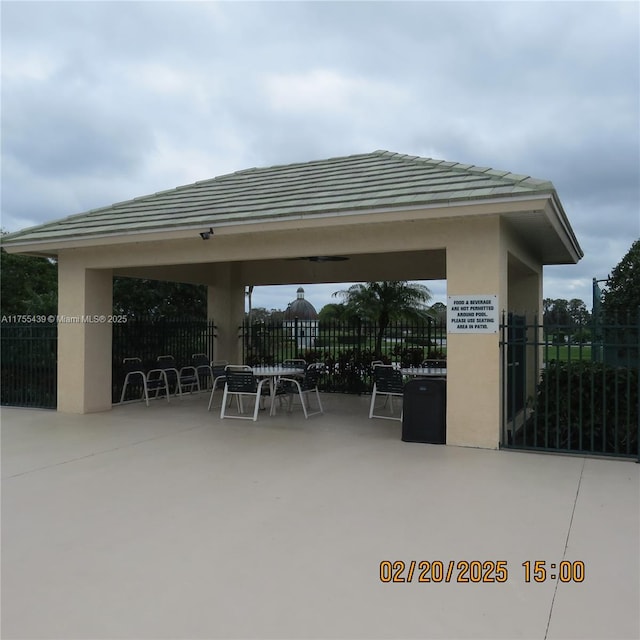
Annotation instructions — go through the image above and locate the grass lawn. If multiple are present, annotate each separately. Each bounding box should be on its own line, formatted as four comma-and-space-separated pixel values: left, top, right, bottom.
544, 344, 592, 362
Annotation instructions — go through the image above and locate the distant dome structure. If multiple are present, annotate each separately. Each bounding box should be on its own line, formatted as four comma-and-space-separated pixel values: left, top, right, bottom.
284, 287, 318, 321
283, 287, 318, 350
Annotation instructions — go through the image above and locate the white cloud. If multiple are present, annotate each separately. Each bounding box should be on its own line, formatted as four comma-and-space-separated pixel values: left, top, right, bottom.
263, 68, 407, 116
1, 51, 59, 81
132, 63, 203, 96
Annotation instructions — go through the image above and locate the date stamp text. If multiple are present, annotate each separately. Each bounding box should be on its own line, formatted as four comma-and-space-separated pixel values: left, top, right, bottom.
379, 560, 585, 584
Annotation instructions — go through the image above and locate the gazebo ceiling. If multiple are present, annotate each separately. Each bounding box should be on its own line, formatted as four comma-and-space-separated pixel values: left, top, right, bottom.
112, 249, 449, 286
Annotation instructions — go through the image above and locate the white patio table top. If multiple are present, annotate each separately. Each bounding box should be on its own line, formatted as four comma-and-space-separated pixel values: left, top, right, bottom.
252, 365, 306, 416
400, 366, 447, 377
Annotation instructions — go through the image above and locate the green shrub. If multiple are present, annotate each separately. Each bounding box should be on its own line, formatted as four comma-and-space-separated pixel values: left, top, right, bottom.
319, 348, 379, 394
516, 361, 638, 456
392, 345, 424, 366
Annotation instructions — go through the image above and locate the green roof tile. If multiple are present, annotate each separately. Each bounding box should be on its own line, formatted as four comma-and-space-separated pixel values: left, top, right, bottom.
2, 150, 557, 246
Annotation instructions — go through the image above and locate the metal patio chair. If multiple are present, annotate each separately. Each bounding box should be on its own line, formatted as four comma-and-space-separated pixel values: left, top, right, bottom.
207, 360, 230, 411
190, 353, 213, 390
370, 360, 390, 407
119, 358, 154, 406
369, 364, 404, 421
154, 355, 183, 396
279, 364, 324, 419
145, 359, 174, 402
220, 365, 270, 421
176, 359, 202, 395
156, 355, 203, 396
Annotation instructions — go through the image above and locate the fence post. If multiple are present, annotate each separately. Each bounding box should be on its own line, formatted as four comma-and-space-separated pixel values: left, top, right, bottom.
500, 310, 507, 446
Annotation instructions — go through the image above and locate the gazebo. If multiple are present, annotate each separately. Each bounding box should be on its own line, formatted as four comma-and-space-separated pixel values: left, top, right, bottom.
283, 287, 318, 350
1, 150, 583, 449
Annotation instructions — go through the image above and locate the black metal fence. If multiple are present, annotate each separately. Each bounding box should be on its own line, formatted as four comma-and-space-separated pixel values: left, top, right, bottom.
4, 312, 638, 461
500, 311, 639, 460
112, 319, 216, 403
0, 319, 217, 407
241, 317, 446, 393
1, 317, 445, 407
1, 324, 58, 408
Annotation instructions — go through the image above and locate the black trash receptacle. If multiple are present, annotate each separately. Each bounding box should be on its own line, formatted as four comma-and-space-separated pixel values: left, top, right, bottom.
402, 378, 446, 444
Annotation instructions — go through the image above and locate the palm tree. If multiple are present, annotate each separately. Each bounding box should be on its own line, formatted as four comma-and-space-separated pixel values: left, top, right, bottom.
318, 302, 359, 323
333, 281, 433, 356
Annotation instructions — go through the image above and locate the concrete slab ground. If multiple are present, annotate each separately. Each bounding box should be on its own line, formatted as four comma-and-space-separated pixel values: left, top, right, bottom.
2, 393, 638, 640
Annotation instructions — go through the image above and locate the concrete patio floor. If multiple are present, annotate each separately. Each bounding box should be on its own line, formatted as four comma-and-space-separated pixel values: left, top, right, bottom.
2, 392, 638, 640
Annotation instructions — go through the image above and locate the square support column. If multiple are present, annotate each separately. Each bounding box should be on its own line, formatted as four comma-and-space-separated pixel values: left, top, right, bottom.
57, 256, 113, 413
207, 264, 244, 363
446, 217, 507, 449
507, 253, 544, 427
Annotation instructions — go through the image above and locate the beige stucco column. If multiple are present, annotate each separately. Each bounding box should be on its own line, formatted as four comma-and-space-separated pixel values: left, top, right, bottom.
506, 253, 544, 422
207, 264, 244, 363
57, 255, 113, 413
446, 216, 506, 449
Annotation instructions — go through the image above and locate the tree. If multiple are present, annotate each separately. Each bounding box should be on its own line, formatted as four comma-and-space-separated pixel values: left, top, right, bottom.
0, 249, 58, 317
333, 281, 432, 356
243, 308, 285, 323
543, 297, 590, 342
429, 301, 447, 325
112, 277, 207, 319
318, 302, 358, 323
602, 239, 640, 321
543, 298, 571, 325
269, 309, 285, 324
1, 238, 206, 320
568, 299, 590, 325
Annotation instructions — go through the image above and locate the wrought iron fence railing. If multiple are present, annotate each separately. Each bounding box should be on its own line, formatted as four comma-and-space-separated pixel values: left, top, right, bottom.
112, 319, 216, 403
1, 317, 446, 407
4, 311, 638, 460
0, 319, 217, 407
500, 311, 639, 460
1, 323, 58, 408
241, 317, 447, 393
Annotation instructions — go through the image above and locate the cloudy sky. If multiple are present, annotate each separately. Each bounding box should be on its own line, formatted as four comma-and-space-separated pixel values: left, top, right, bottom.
2, 1, 638, 313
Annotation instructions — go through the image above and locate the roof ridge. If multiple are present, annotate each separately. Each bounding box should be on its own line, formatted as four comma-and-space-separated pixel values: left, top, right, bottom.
385, 151, 553, 188
215, 150, 384, 179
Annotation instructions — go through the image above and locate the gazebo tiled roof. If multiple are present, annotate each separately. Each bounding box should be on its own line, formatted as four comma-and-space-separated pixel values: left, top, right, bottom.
2, 150, 575, 251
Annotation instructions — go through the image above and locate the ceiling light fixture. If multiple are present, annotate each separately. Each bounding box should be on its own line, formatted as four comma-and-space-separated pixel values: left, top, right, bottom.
307, 256, 348, 262
288, 255, 349, 262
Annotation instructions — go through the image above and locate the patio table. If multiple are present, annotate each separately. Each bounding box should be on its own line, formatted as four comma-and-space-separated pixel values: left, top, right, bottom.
400, 366, 447, 378
252, 365, 306, 415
